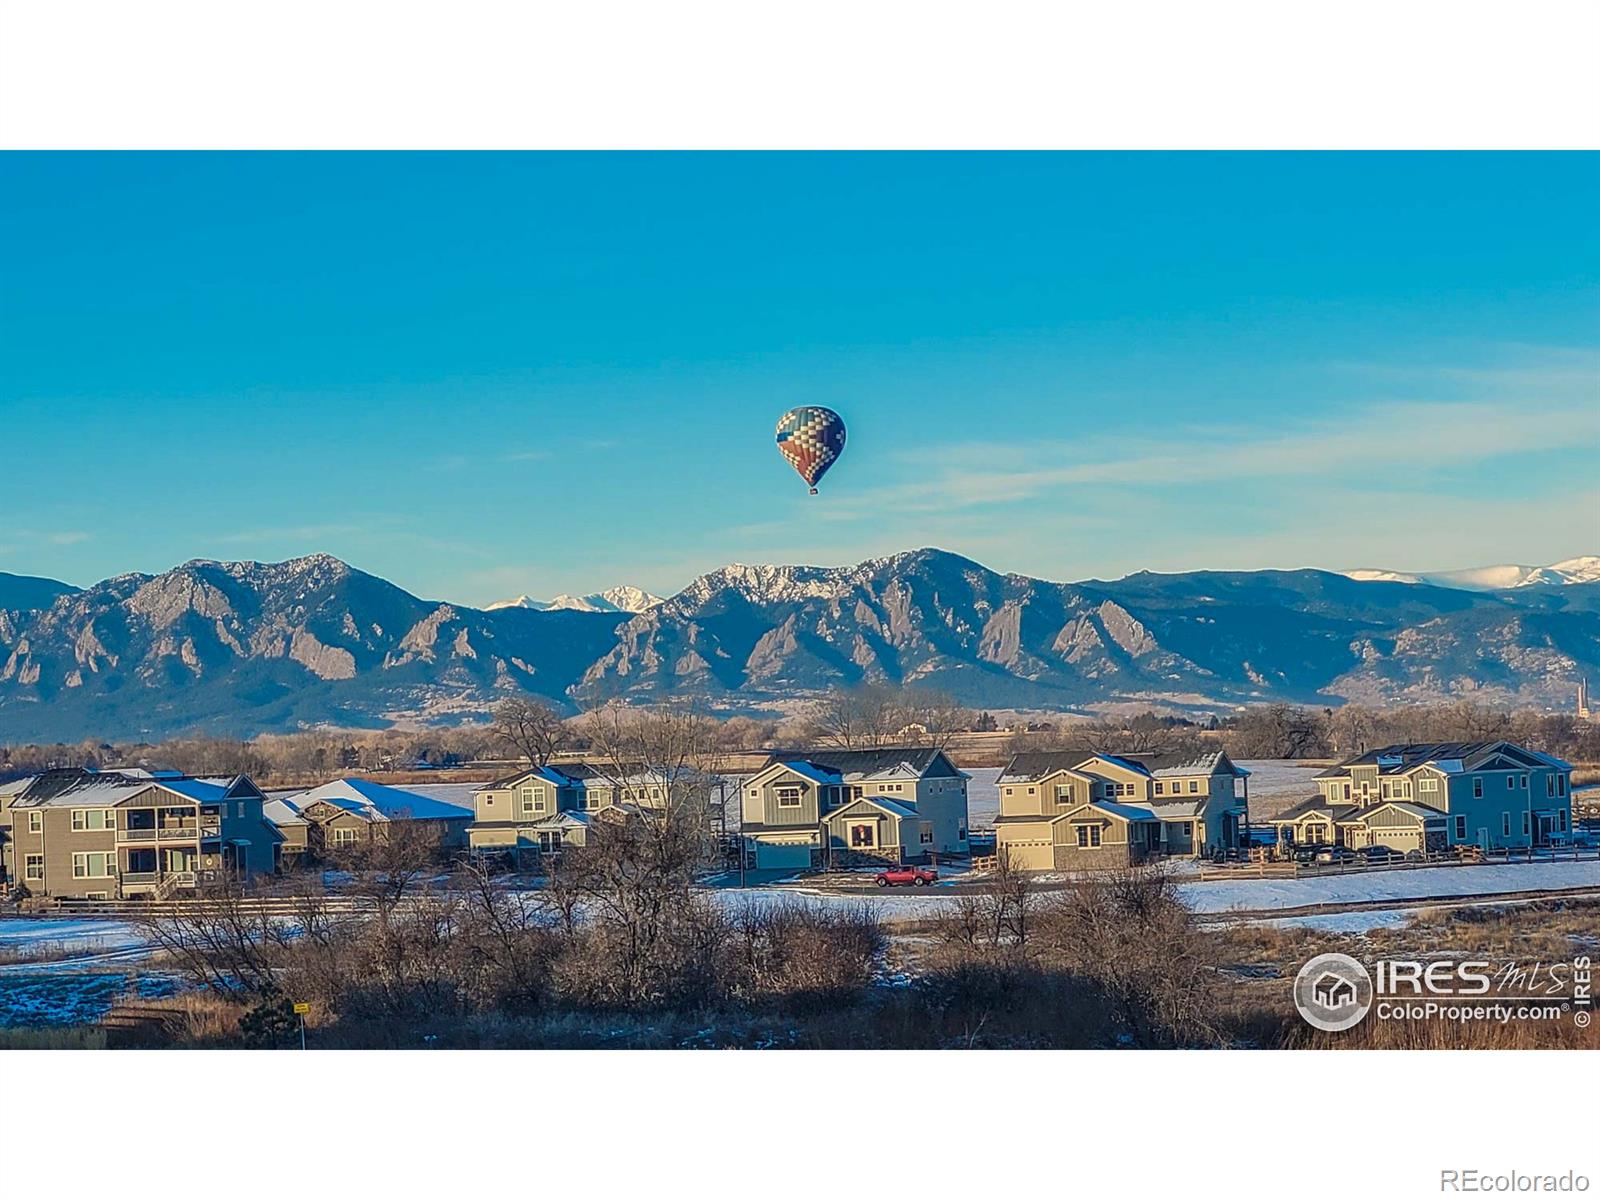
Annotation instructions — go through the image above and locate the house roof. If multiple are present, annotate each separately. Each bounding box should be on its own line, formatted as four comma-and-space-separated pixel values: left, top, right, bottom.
999, 748, 1241, 784
262, 798, 308, 828
1088, 799, 1161, 823
1321, 741, 1566, 779
283, 778, 472, 823
763, 746, 965, 782
1269, 796, 1361, 824
1345, 800, 1447, 824
9, 768, 252, 809
830, 794, 919, 821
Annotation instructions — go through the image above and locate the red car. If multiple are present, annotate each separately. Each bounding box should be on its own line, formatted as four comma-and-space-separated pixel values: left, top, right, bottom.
875, 865, 937, 887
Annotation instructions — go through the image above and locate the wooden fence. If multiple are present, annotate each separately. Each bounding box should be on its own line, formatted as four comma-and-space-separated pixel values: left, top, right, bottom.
21, 894, 377, 919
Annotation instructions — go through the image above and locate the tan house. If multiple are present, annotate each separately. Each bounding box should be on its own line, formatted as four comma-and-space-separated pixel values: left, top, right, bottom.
1269, 741, 1573, 854
467, 763, 666, 855
263, 798, 309, 870
994, 749, 1250, 871
274, 778, 473, 857
739, 747, 970, 870
0, 768, 277, 899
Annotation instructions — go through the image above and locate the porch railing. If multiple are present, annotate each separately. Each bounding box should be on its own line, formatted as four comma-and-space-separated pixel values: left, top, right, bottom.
118, 825, 203, 841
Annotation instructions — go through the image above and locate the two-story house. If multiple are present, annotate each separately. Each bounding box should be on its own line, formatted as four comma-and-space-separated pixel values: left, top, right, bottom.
739, 747, 970, 870
994, 749, 1251, 871
1269, 741, 1574, 854
0, 767, 278, 899
466, 762, 676, 855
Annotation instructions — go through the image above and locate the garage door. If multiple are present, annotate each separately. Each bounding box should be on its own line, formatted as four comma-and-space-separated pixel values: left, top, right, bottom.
755, 841, 813, 869
1373, 829, 1420, 852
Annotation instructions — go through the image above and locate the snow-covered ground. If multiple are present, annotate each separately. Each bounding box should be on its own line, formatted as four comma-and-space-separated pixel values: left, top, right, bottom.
966, 766, 1001, 828
0, 971, 179, 1028
711, 859, 1600, 922
1242, 909, 1418, 934
1236, 759, 1323, 818
0, 918, 147, 955
1177, 860, 1599, 914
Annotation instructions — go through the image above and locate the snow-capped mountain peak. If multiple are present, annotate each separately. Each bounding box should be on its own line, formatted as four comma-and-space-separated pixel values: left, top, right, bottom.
486, 587, 663, 614
1340, 556, 1600, 591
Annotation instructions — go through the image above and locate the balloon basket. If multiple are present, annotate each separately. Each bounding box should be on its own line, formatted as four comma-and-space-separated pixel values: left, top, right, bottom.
809, 487, 818, 495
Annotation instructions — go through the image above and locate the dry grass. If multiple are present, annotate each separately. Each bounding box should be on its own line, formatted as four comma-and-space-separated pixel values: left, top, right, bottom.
0, 1026, 109, 1050
1210, 898, 1600, 1050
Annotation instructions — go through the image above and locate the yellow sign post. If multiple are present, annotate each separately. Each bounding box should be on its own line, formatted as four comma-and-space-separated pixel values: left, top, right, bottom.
292, 1002, 309, 1049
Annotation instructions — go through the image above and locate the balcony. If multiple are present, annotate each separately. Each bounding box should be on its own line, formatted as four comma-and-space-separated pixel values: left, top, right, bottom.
118, 824, 203, 842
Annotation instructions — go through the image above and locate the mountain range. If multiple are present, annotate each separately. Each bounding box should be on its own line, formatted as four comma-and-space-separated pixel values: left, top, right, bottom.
1, 549, 1596, 742
1339, 556, 1600, 591
486, 586, 663, 614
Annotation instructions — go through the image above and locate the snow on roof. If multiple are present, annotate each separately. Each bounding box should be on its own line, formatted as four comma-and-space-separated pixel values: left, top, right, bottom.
766, 747, 966, 782
1089, 799, 1160, 823
284, 778, 472, 823
777, 760, 843, 786
11, 771, 234, 808
263, 798, 307, 827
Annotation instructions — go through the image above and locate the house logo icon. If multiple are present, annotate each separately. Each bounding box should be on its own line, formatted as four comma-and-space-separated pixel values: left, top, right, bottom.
1293, 953, 1373, 1032
1312, 972, 1357, 1009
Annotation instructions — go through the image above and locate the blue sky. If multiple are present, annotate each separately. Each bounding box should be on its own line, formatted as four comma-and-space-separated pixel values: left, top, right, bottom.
1, 153, 1596, 606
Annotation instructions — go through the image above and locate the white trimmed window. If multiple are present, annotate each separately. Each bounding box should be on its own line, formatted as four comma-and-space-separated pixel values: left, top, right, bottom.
1506, 776, 1514, 791
1523, 812, 1531, 836
1455, 815, 1467, 840
1419, 777, 1438, 793
72, 851, 116, 878
1153, 781, 1164, 795
71, 809, 114, 832
1502, 813, 1510, 836
24, 854, 44, 881
27, 811, 42, 833
1473, 778, 1483, 798
776, 786, 803, 808
1188, 780, 1198, 793
919, 824, 933, 845
331, 827, 360, 847
1557, 776, 1566, 796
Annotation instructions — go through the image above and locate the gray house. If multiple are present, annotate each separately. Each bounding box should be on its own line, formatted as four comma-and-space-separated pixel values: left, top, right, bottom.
1269, 741, 1574, 853
739, 747, 970, 870
0, 768, 278, 899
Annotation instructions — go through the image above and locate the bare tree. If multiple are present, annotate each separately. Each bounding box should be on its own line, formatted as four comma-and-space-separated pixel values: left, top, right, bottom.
491, 697, 573, 767
807, 683, 970, 751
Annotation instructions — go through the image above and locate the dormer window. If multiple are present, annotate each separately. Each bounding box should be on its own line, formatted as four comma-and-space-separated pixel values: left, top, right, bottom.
776, 786, 803, 808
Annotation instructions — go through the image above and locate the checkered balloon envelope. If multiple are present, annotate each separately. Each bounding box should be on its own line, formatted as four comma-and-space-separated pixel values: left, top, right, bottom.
774, 406, 846, 494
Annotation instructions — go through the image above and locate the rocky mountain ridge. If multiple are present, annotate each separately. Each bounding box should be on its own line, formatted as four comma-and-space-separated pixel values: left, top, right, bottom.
1, 549, 1596, 741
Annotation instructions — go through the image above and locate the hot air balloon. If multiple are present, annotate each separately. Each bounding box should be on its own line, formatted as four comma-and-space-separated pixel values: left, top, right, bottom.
774, 406, 846, 494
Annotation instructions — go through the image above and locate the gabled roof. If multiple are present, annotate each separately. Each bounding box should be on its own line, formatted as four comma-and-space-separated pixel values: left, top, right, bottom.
829, 794, 918, 821
10, 768, 252, 809
1087, 799, 1161, 823
998, 751, 1099, 783
262, 798, 308, 828
1323, 741, 1565, 778
283, 778, 473, 823
763, 746, 965, 782
1342, 800, 1447, 824
771, 760, 843, 786
1000, 748, 1242, 784
1268, 797, 1361, 824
